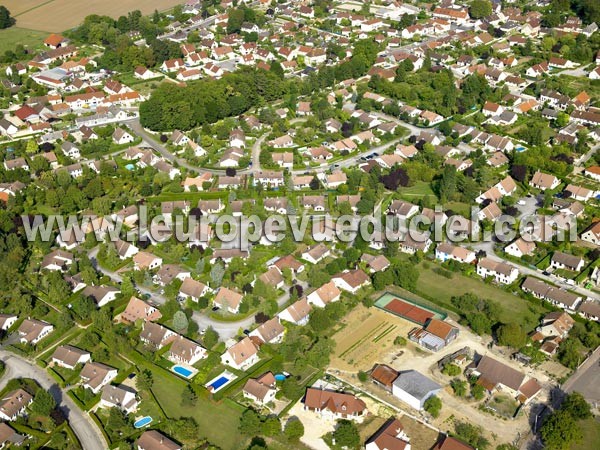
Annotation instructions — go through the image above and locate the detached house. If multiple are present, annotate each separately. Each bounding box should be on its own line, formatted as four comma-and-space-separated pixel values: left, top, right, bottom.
303, 388, 367, 420
18, 319, 53, 345
169, 336, 207, 366
278, 298, 312, 326
80, 362, 118, 394
332, 269, 371, 294
435, 243, 476, 264
250, 318, 285, 344
140, 322, 176, 350
581, 222, 600, 246
243, 372, 277, 405
550, 251, 584, 272
213, 287, 243, 314
0, 389, 33, 421
302, 243, 331, 264
504, 238, 536, 258
121, 296, 162, 323
307, 281, 342, 308
221, 337, 259, 371
100, 385, 138, 414
476, 258, 519, 284
51, 345, 91, 370
529, 171, 560, 191
178, 278, 211, 302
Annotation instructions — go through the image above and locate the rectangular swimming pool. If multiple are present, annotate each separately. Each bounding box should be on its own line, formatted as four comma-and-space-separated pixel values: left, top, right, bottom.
209, 376, 230, 390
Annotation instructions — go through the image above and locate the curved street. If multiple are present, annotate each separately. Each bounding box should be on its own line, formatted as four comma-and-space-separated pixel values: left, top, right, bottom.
0, 350, 106, 450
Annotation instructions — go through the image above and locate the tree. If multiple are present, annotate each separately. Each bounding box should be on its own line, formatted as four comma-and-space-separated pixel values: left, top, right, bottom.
561, 392, 591, 420
471, 383, 485, 400
137, 369, 153, 390
181, 384, 197, 406
496, 323, 527, 348
442, 363, 462, 376
173, 310, 189, 331
454, 421, 490, 450
333, 419, 360, 449
540, 409, 582, 450
451, 379, 467, 397
31, 389, 56, 415
239, 409, 262, 435
210, 262, 225, 288
0, 6, 15, 29
202, 326, 219, 349
469, 0, 492, 19
357, 371, 369, 382
284, 418, 304, 441
262, 416, 281, 436
424, 395, 442, 418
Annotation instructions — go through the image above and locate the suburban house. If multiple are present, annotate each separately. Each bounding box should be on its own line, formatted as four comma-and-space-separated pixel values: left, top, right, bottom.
307, 281, 342, 308
388, 200, 419, 220
531, 311, 575, 356
392, 370, 441, 410
271, 255, 305, 275
529, 171, 560, 191
82, 285, 120, 307
17, 319, 53, 345
504, 238, 536, 258
258, 267, 285, 290
51, 345, 91, 370
476, 258, 519, 284
303, 388, 367, 421
361, 254, 391, 273
221, 337, 259, 371
169, 336, 207, 366
140, 322, 177, 350
331, 269, 371, 294
133, 251, 163, 271
100, 385, 138, 414
521, 277, 582, 311
277, 298, 312, 326
366, 418, 411, 450
153, 264, 191, 286
137, 430, 181, 450
0, 389, 33, 421
250, 317, 285, 344
550, 251, 584, 272
467, 355, 541, 404
301, 243, 331, 264
0, 314, 17, 331
213, 287, 244, 314
243, 372, 277, 405
435, 243, 476, 264
0, 422, 25, 446
121, 296, 162, 323
408, 319, 459, 352
178, 278, 211, 302
41, 249, 73, 271
113, 239, 139, 260
80, 362, 118, 394
581, 222, 600, 246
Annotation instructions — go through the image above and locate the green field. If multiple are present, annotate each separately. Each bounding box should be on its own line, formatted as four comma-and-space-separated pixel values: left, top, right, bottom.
147, 365, 245, 450
414, 263, 547, 331
571, 417, 600, 450
398, 181, 436, 198
0, 27, 47, 54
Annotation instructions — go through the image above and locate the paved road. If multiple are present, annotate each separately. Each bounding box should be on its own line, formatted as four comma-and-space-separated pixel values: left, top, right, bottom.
0, 350, 106, 450
88, 247, 307, 340
562, 346, 600, 409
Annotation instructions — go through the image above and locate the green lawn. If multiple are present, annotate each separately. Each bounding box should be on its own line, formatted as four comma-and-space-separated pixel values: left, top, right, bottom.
398, 181, 436, 199
572, 417, 600, 450
415, 264, 547, 332
144, 363, 245, 450
0, 27, 47, 54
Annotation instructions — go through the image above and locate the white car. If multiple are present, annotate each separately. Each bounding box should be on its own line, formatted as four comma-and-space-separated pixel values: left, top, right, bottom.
517, 200, 526, 205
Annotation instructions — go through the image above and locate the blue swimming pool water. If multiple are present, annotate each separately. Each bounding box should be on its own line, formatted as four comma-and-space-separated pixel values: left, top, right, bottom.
173, 365, 193, 377
274, 374, 286, 381
125, 164, 135, 170
134, 416, 152, 428
516, 146, 526, 152
209, 376, 230, 390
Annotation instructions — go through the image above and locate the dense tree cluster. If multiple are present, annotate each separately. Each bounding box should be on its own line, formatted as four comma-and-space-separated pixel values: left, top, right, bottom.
0, 6, 15, 29
140, 40, 380, 131
541, 392, 591, 450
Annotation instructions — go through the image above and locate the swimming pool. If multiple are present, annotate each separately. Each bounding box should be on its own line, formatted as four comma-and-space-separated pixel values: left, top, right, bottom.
209, 376, 230, 390
172, 365, 194, 378
134, 416, 152, 428
274, 374, 286, 381
205, 371, 237, 393
125, 164, 135, 170
516, 146, 526, 152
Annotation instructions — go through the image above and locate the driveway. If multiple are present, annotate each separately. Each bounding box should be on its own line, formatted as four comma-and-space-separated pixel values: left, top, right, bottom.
562, 346, 600, 409
0, 350, 106, 450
